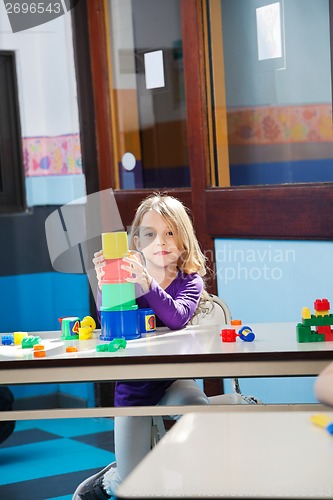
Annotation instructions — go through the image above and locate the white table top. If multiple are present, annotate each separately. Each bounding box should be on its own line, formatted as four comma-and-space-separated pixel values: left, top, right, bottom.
0, 322, 332, 384
117, 410, 333, 498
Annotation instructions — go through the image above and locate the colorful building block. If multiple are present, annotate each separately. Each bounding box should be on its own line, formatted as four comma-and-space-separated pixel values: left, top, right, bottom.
33, 344, 45, 351
61, 317, 80, 340
1, 335, 14, 345
33, 349, 46, 358
302, 314, 333, 327
297, 298, 333, 343
14, 332, 28, 345
296, 323, 325, 343
301, 307, 311, 319
66, 346, 78, 352
102, 231, 129, 259
80, 316, 96, 331
99, 232, 156, 341
96, 338, 127, 352
324, 331, 333, 341
220, 329, 237, 342
220, 325, 255, 343
101, 258, 131, 284
21, 336, 42, 349
314, 298, 330, 316
78, 327, 93, 340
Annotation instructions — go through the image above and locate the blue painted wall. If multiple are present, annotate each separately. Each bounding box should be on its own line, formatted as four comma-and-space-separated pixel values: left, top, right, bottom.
0, 272, 90, 333
1, 272, 95, 407
215, 238, 333, 403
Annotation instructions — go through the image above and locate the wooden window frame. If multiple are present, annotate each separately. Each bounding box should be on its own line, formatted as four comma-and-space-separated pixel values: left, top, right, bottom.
0, 51, 25, 213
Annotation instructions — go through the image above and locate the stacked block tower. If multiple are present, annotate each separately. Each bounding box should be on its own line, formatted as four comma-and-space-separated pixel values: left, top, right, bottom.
296, 298, 333, 343
100, 231, 140, 341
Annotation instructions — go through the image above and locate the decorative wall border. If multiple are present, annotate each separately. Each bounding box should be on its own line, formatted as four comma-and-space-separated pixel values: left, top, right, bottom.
226, 104, 333, 145
23, 134, 82, 177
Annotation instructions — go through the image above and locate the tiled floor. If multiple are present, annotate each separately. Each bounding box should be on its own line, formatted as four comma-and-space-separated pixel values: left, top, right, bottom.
0, 417, 115, 500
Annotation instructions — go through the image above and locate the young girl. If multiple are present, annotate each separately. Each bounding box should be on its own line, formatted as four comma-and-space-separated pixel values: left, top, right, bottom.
74, 193, 210, 500
314, 361, 333, 406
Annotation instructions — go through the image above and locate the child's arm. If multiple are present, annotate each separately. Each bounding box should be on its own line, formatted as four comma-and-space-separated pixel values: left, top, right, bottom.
143, 275, 203, 330
121, 255, 204, 329
314, 361, 333, 406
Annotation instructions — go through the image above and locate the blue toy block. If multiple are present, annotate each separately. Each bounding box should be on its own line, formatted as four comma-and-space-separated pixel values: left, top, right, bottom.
1, 335, 14, 345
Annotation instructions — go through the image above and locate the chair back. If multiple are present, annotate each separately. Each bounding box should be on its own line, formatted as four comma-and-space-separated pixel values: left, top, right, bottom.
189, 294, 232, 326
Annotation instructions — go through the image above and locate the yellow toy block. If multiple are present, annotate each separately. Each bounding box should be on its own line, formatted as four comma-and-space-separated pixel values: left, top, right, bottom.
80, 316, 96, 332
78, 327, 93, 340
14, 331, 28, 345
301, 307, 311, 319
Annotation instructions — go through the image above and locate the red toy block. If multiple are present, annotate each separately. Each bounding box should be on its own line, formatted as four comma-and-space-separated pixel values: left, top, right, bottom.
101, 258, 132, 284
220, 329, 237, 342
317, 325, 332, 334
324, 331, 333, 341
314, 298, 330, 312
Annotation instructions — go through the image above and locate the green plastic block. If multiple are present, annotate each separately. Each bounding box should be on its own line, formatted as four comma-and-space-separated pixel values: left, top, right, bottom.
296, 324, 325, 343
21, 336, 41, 349
108, 338, 127, 351
302, 314, 333, 327
96, 344, 110, 352
96, 339, 127, 352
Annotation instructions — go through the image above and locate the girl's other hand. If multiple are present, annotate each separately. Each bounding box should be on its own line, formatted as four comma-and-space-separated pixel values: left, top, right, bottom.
92, 250, 105, 290
121, 252, 152, 294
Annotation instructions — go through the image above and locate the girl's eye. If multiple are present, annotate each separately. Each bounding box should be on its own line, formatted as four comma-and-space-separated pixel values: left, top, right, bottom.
145, 232, 155, 238
167, 231, 174, 236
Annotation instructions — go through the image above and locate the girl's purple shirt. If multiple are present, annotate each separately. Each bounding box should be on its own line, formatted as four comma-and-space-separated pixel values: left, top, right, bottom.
96, 270, 204, 406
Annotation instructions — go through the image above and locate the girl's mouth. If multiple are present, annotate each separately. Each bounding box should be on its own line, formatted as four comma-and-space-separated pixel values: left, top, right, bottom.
154, 251, 170, 256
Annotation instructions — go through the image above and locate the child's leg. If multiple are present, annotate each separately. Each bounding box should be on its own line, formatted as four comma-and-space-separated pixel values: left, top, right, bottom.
103, 416, 153, 495
159, 379, 210, 408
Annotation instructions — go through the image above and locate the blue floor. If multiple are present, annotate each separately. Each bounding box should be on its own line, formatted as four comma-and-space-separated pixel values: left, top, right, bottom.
0, 417, 115, 500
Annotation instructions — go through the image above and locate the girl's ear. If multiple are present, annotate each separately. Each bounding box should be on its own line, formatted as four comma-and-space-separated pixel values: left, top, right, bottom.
133, 235, 141, 251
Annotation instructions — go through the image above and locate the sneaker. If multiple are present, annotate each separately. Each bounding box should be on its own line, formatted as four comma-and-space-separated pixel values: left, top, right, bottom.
72, 463, 116, 500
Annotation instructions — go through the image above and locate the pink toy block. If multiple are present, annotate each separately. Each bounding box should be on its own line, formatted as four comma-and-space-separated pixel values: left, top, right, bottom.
101, 258, 131, 284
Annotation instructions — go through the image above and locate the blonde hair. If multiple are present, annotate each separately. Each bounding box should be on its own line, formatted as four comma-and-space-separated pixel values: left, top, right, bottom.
129, 193, 207, 277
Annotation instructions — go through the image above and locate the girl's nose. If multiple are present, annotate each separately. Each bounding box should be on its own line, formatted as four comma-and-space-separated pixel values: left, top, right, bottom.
156, 235, 166, 245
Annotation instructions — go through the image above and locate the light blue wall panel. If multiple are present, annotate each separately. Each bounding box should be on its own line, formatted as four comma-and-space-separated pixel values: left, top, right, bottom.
215, 239, 333, 403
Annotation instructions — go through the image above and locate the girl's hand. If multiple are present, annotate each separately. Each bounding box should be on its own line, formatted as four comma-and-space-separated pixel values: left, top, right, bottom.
121, 253, 152, 294
92, 250, 105, 290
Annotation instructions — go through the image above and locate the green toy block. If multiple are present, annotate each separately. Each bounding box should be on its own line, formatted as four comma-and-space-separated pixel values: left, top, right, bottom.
296, 323, 325, 343
302, 314, 333, 327
21, 336, 42, 349
108, 338, 127, 351
96, 344, 110, 352
96, 338, 127, 352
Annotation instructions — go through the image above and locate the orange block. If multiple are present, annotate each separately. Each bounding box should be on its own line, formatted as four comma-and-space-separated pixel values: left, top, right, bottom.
34, 350, 46, 358
66, 346, 78, 353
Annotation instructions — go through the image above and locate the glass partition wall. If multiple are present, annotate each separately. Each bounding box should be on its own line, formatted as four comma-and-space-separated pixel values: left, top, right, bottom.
106, 0, 190, 189
80, 0, 333, 241
207, 0, 333, 187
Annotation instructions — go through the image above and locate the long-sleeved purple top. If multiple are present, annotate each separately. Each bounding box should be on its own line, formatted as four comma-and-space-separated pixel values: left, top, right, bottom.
97, 271, 203, 406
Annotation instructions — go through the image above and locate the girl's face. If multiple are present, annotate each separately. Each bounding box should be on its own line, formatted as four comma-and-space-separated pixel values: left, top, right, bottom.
134, 210, 182, 270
